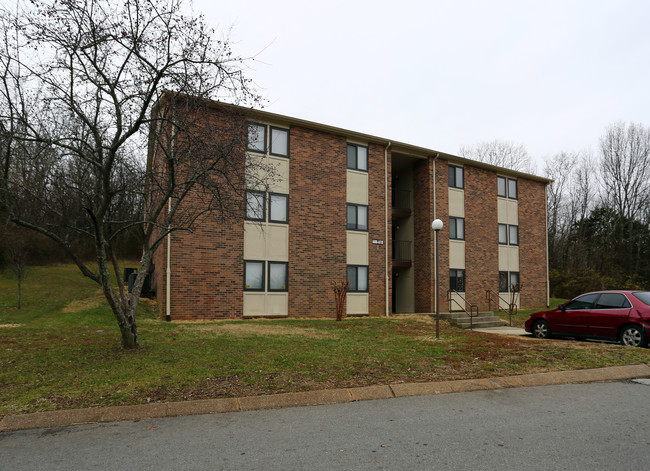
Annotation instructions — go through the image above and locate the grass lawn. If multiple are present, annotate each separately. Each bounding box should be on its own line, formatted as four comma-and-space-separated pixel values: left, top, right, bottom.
1, 264, 649, 417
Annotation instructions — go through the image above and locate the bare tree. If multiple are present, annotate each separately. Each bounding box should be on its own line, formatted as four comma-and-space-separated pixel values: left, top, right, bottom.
0, 0, 270, 348
1, 222, 28, 309
599, 122, 650, 221
459, 139, 536, 174
544, 151, 594, 271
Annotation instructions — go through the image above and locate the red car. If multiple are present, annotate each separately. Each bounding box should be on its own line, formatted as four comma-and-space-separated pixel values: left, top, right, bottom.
525, 290, 650, 347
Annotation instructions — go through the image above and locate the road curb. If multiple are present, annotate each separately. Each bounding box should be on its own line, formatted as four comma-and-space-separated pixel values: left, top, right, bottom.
2, 364, 650, 433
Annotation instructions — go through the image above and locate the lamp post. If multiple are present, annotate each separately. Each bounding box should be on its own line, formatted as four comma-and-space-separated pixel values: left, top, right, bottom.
431, 219, 444, 339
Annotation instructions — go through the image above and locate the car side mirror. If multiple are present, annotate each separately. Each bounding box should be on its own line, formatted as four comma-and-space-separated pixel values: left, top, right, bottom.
559, 304, 565, 311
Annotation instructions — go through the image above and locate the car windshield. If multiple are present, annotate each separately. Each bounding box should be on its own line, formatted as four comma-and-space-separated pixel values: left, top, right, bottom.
632, 292, 650, 306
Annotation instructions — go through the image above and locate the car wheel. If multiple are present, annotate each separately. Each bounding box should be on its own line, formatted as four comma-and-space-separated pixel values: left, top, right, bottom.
620, 325, 648, 348
532, 320, 551, 339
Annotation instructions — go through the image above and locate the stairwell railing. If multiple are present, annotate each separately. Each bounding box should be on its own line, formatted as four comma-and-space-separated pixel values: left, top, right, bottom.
485, 289, 518, 326
446, 290, 479, 330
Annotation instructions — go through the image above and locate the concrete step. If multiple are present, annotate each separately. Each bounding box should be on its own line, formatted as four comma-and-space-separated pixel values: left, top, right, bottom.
454, 319, 507, 329
437, 311, 507, 329
438, 311, 494, 320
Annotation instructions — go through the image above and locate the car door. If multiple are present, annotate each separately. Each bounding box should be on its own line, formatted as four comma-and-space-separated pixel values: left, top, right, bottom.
586, 292, 631, 339
548, 293, 598, 335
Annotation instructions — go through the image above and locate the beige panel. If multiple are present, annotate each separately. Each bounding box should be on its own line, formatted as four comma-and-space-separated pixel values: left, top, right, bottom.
347, 170, 369, 205
347, 293, 369, 314
347, 232, 369, 265
245, 154, 268, 191
265, 293, 289, 316
449, 240, 466, 269
498, 246, 520, 271
449, 292, 465, 311
244, 223, 288, 261
498, 296, 521, 310
448, 188, 465, 217
244, 223, 266, 260
497, 199, 518, 224
266, 224, 289, 261
243, 293, 266, 316
269, 156, 290, 194
243, 293, 288, 317
246, 155, 289, 193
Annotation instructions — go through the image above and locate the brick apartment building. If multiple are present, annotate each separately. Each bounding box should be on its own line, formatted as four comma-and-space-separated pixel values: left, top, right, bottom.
150, 99, 550, 320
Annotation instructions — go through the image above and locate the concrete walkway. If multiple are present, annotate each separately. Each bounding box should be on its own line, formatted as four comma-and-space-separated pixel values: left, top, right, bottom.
2, 363, 649, 433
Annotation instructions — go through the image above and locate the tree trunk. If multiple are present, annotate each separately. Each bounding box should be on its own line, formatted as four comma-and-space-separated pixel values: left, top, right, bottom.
118, 312, 139, 349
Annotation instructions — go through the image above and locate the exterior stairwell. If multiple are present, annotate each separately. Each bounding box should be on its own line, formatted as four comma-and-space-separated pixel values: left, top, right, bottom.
443, 290, 507, 329
438, 311, 507, 329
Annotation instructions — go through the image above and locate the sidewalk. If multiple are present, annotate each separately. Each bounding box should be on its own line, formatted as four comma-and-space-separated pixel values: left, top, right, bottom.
2, 364, 649, 433
473, 326, 528, 335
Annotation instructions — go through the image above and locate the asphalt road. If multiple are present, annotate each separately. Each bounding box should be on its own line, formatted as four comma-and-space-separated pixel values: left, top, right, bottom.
1, 381, 649, 470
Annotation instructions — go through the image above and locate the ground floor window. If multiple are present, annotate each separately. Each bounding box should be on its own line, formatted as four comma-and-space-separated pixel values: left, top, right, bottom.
449, 269, 465, 292
347, 265, 368, 292
499, 271, 520, 292
245, 260, 288, 292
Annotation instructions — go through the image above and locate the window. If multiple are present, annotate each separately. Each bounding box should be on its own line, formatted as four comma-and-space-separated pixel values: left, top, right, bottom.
246, 191, 265, 221
499, 271, 509, 292
449, 165, 464, 189
245, 261, 288, 292
498, 224, 518, 245
247, 191, 288, 223
247, 123, 289, 157
450, 269, 465, 292
498, 224, 508, 244
633, 292, 650, 306
509, 272, 520, 292
497, 176, 507, 197
565, 293, 598, 310
270, 127, 289, 157
508, 178, 517, 199
244, 261, 265, 291
347, 144, 368, 171
497, 176, 517, 199
594, 293, 631, 309
508, 225, 519, 246
268, 262, 288, 291
499, 271, 519, 292
269, 193, 288, 223
347, 204, 368, 231
247, 123, 266, 152
347, 265, 368, 292
450, 217, 465, 240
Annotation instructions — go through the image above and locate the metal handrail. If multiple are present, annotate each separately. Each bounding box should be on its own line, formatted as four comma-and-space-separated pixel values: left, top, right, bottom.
485, 289, 519, 326
446, 290, 479, 330
392, 189, 411, 209
392, 240, 412, 263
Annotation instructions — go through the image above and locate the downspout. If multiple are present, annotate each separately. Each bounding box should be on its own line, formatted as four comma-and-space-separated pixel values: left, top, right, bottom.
166, 197, 172, 322
545, 184, 550, 308
432, 153, 439, 313
385, 141, 392, 317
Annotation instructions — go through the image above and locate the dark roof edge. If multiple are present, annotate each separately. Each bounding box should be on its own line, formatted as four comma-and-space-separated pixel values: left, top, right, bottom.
194, 96, 552, 184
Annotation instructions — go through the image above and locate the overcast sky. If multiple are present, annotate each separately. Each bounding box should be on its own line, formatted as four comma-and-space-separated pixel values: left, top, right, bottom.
194, 0, 649, 173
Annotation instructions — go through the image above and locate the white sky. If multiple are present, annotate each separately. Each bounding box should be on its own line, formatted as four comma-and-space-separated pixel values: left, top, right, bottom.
194, 0, 650, 173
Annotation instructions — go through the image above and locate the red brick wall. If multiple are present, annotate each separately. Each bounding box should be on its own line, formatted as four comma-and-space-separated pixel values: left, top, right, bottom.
150, 103, 247, 320
464, 165, 499, 311
288, 127, 347, 317
519, 179, 549, 308
167, 212, 244, 319
368, 143, 389, 316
